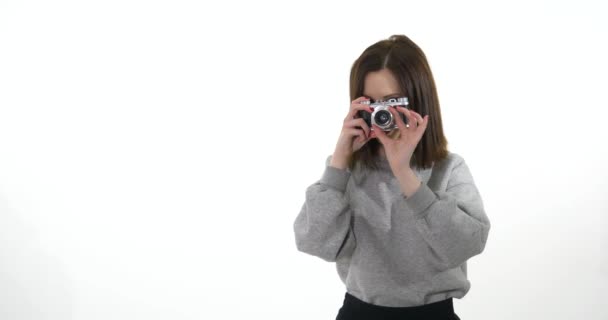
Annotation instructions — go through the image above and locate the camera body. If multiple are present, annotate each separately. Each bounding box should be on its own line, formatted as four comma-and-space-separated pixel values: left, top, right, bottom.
357, 97, 410, 131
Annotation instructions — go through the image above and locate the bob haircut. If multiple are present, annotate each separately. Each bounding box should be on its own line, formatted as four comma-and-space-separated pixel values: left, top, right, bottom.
348, 34, 449, 172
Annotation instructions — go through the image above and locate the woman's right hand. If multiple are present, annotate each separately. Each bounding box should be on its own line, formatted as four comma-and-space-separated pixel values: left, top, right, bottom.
330, 96, 374, 169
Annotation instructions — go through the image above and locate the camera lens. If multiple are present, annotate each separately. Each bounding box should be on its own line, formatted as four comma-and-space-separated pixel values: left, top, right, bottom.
374, 110, 391, 126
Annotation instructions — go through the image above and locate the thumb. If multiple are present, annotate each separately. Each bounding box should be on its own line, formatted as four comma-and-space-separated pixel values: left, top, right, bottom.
373, 125, 388, 145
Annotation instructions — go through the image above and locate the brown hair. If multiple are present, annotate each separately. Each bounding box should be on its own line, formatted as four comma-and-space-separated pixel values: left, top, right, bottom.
348, 34, 449, 172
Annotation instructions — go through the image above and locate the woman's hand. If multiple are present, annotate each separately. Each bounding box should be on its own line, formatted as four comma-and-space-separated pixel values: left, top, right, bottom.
330, 96, 374, 169
373, 106, 429, 174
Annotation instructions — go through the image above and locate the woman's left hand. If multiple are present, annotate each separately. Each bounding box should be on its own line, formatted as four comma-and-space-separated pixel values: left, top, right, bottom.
373, 106, 429, 174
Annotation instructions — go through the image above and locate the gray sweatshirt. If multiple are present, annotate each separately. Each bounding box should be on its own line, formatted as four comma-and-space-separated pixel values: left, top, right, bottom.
293, 151, 491, 307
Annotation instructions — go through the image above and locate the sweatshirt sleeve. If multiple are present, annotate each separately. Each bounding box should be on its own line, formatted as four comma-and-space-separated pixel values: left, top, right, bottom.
293, 156, 357, 263
397, 156, 491, 271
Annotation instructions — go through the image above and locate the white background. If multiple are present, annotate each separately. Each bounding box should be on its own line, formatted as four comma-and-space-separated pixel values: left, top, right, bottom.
1, 0, 606, 319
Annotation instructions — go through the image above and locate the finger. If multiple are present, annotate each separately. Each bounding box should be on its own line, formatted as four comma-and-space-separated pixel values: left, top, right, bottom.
412, 111, 429, 135
372, 124, 388, 145
410, 112, 429, 141
410, 110, 423, 127
352, 96, 370, 104
345, 118, 371, 137
421, 114, 429, 130
353, 131, 367, 145
359, 130, 371, 144
346, 102, 374, 120
404, 107, 419, 127
354, 130, 366, 144
344, 127, 366, 140
390, 106, 409, 132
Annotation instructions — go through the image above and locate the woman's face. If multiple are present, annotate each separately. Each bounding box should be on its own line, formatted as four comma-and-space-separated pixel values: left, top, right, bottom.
362, 68, 402, 139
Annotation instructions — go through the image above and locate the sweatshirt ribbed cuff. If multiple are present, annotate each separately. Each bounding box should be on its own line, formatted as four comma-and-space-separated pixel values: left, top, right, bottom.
402, 182, 438, 218
320, 166, 351, 192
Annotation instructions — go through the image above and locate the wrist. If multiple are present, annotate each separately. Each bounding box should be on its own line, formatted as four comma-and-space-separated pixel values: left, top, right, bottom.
330, 151, 350, 170
395, 168, 421, 198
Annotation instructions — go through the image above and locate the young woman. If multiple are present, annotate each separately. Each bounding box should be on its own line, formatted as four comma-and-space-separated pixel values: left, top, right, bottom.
293, 34, 491, 320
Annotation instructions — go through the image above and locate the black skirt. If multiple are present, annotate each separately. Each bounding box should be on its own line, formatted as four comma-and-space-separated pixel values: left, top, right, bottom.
336, 292, 461, 320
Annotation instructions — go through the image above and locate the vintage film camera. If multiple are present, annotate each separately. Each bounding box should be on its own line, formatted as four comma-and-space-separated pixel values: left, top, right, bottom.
357, 97, 410, 131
